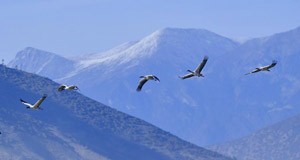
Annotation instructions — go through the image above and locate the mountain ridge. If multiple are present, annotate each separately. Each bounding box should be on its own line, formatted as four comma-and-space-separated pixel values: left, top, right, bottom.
8, 26, 300, 146
208, 113, 300, 160
0, 65, 233, 160
8, 47, 76, 80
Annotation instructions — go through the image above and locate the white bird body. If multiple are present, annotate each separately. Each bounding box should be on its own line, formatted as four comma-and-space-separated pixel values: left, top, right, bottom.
20, 94, 47, 110
143, 75, 158, 80
58, 85, 79, 92
179, 56, 208, 79
245, 60, 277, 75
187, 70, 203, 77
136, 75, 160, 92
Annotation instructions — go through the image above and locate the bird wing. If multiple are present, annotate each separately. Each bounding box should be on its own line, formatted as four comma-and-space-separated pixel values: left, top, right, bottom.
179, 73, 194, 79
245, 68, 260, 75
195, 56, 208, 73
70, 85, 79, 90
33, 94, 47, 108
58, 85, 66, 91
136, 78, 148, 92
153, 76, 160, 82
265, 60, 277, 69
20, 99, 32, 107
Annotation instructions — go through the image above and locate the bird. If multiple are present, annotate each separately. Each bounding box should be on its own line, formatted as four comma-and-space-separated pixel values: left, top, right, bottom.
20, 94, 47, 110
136, 75, 160, 92
58, 85, 79, 92
179, 56, 208, 79
245, 60, 277, 75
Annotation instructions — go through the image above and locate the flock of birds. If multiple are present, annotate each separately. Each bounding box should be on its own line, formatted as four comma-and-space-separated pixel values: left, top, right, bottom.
19, 84, 80, 110
19, 56, 277, 110
0, 56, 277, 135
137, 56, 277, 91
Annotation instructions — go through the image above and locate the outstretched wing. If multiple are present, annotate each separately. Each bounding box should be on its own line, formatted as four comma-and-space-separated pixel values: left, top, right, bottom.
33, 94, 47, 108
58, 85, 66, 92
179, 73, 194, 79
245, 68, 260, 75
20, 99, 32, 107
153, 76, 160, 82
70, 85, 79, 90
136, 79, 148, 92
265, 60, 277, 69
195, 56, 208, 74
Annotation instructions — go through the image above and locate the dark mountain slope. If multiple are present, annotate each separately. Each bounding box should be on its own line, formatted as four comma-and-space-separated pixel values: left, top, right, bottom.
0, 65, 232, 160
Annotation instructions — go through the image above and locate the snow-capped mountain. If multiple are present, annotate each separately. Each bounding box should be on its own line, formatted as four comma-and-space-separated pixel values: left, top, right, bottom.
8, 26, 300, 147
8, 28, 239, 146
0, 65, 233, 160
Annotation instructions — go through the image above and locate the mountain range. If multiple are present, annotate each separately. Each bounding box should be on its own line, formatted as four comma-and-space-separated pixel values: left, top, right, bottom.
8, 26, 300, 146
0, 65, 233, 160
208, 113, 300, 160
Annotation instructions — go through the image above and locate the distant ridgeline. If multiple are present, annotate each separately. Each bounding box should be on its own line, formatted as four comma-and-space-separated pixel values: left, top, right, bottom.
7, 27, 300, 147
209, 113, 300, 160
0, 65, 233, 160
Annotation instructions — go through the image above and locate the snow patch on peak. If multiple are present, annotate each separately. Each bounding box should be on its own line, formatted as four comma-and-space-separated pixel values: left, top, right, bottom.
155, 27, 226, 40
75, 33, 161, 70
58, 28, 239, 81
70, 41, 138, 61
74, 27, 228, 70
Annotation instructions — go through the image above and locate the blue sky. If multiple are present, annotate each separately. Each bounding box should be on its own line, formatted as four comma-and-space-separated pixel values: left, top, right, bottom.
1, 0, 300, 62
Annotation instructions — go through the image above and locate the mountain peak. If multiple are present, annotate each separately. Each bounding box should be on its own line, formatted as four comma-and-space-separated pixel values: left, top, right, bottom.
136, 27, 238, 58
23, 46, 36, 51
16, 47, 57, 58
148, 27, 221, 42
160, 27, 212, 34
8, 47, 75, 79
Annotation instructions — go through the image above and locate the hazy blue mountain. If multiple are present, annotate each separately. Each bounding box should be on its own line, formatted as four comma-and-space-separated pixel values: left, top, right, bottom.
8, 47, 76, 80
208, 26, 300, 142
0, 65, 233, 160
208, 113, 300, 160
8, 26, 300, 147
8, 28, 239, 146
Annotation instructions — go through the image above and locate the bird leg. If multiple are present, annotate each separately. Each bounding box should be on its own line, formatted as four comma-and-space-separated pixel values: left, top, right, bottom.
187, 70, 194, 73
